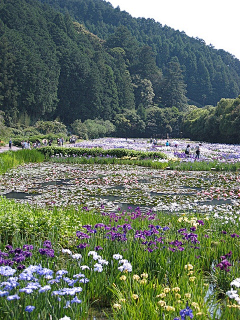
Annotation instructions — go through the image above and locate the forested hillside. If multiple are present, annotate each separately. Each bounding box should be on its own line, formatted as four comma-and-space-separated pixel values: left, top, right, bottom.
39, 0, 240, 107
0, 0, 240, 143
0, 0, 137, 125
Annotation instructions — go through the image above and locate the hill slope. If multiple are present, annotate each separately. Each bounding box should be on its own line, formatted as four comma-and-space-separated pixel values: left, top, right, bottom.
38, 0, 240, 107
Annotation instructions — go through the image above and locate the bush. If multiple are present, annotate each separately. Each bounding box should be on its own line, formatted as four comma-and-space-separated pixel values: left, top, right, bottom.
38, 146, 167, 160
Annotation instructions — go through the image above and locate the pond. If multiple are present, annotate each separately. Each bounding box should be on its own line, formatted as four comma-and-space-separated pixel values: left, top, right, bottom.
0, 162, 239, 216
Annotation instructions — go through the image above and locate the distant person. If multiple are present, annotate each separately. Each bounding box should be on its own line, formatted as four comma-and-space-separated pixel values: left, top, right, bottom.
195, 144, 201, 159
185, 144, 190, 157
9, 139, 12, 150
36, 139, 41, 147
166, 140, 169, 146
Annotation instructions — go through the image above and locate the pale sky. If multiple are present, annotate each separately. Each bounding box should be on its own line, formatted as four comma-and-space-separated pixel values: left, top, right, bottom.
106, 0, 240, 60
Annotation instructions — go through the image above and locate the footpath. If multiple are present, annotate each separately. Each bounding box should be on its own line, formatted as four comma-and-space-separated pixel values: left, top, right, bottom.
0, 145, 21, 153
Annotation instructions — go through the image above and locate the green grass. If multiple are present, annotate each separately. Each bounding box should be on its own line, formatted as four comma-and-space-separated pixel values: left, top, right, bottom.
0, 149, 45, 174
1, 149, 240, 319
1, 196, 240, 319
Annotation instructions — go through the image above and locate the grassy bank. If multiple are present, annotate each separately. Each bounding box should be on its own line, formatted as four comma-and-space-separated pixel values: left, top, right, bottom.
0, 197, 240, 319
0, 149, 45, 174
49, 154, 240, 172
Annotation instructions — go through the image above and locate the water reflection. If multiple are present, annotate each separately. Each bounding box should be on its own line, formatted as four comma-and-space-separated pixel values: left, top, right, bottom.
4, 191, 40, 199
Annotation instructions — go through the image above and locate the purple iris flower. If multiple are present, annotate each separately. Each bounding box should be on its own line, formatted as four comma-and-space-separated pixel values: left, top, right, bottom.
76, 231, 90, 239
77, 243, 89, 249
23, 245, 34, 250
230, 233, 239, 238
43, 240, 52, 249
25, 305, 35, 312
94, 246, 103, 251
17, 264, 26, 270
179, 305, 194, 319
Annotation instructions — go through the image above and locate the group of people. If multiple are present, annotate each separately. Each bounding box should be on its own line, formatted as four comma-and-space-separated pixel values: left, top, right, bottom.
150, 138, 201, 159
185, 144, 201, 159
21, 140, 31, 149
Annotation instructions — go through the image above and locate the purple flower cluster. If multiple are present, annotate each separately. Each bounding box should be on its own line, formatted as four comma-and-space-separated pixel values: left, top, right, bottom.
169, 240, 185, 252
39, 240, 55, 258
216, 251, 232, 272
181, 231, 200, 245
230, 233, 239, 238
76, 219, 169, 253
76, 231, 91, 239
0, 244, 33, 269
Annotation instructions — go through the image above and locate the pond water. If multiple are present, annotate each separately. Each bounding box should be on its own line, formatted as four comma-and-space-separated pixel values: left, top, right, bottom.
4, 191, 41, 199
0, 163, 239, 216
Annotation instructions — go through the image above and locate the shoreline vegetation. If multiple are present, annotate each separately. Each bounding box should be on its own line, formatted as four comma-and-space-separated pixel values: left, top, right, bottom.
0, 141, 240, 319
1, 144, 240, 175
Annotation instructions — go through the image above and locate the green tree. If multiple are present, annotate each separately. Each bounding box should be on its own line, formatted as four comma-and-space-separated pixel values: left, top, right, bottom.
115, 109, 145, 137
0, 36, 19, 125
160, 57, 188, 111
132, 75, 155, 109
71, 119, 88, 139
35, 120, 67, 135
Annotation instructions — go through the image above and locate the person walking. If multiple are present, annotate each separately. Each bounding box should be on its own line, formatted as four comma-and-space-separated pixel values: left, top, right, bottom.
185, 144, 190, 157
9, 139, 12, 150
195, 144, 201, 159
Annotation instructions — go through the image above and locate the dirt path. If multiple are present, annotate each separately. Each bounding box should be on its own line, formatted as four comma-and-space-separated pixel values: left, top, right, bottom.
0, 145, 21, 153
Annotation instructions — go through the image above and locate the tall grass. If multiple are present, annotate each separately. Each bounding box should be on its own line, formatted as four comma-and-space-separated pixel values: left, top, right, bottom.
0, 149, 45, 174
48, 156, 169, 170
49, 155, 240, 172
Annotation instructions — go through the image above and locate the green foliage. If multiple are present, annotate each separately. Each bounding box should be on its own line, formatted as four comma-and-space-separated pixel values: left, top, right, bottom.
71, 119, 88, 139
0, 149, 45, 174
0, 110, 9, 139
38, 146, 167, 160
35, 120, 67, 135
160, 57, 188, 111
182, 96, 240, 143
38, 0, 240, 107
0, 0, 240, 143
146, 106, 181, 138
114, 109, 146, 138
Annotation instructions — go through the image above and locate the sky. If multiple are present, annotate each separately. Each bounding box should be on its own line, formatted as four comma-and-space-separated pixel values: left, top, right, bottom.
106, 0, 240, 60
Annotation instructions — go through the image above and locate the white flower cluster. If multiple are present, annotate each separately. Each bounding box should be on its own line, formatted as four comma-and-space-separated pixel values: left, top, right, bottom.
113, 254, 132, 272
62, 249, 82, 260
226, 278, 240, 304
